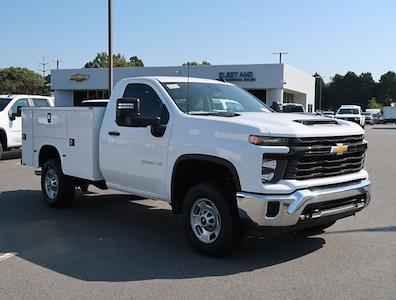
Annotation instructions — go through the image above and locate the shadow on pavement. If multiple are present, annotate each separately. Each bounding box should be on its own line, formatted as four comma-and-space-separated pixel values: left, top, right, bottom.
0, 190, 325, 282
372, 127, 396, 130
326, 226, 396, 234
0, 149, 21, 160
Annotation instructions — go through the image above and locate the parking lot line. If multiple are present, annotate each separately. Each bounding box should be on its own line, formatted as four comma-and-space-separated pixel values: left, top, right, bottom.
0, 253, 18, 262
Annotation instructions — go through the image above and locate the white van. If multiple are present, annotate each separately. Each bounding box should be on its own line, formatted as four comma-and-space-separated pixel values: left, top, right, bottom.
0, 95, 53, 159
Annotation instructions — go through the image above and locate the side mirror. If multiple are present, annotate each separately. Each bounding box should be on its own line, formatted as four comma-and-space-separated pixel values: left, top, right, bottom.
116, 98, 161, 127
16, 106, 22, 117
9, 106, 22, 121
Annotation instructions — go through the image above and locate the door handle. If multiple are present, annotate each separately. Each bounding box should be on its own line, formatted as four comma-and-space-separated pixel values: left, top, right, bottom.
108, 131, 120, 136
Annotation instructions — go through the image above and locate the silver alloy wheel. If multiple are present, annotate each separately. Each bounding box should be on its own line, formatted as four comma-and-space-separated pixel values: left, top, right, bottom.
45, 168, 59, 199
190, 198, 221, 244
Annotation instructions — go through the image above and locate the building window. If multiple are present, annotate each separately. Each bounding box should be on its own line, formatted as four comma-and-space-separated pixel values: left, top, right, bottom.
247, 89, 266, 103
283, 93, 294, 103
73, 90, 109, 106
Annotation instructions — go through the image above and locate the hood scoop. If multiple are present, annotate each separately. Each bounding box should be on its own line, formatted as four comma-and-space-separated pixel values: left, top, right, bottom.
294, 119, 339, 126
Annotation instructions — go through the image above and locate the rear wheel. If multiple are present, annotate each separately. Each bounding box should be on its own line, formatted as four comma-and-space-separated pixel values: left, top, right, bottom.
0, 143, 3, 160
41, 159, 75, 208
183, 183, 242, 257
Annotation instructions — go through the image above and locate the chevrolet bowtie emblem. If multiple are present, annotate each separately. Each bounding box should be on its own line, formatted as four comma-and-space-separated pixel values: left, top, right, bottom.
330, 143, 348, 155
70, 73, 89, 82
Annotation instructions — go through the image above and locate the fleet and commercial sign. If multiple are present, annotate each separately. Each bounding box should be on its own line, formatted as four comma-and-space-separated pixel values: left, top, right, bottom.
218, 71, 256, 82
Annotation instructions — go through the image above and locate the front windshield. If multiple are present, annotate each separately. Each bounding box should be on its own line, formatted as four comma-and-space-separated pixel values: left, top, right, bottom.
338, 108, 359, 114
0, 98, 11, 111
162, 82, 272, 114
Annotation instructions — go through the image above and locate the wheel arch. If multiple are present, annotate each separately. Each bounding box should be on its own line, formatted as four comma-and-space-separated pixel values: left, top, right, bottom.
38, 145, 61, 167
0, 128, 7, 150
171, 154, 241, 214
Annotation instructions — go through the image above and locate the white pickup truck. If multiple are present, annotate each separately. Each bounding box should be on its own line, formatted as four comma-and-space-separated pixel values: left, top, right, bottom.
22, 77, 371, 256
0, 95, 53, 159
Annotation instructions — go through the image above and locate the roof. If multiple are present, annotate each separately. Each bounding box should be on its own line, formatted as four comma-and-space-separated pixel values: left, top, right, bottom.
125, 76, 230, 85
339, 105, 361, 108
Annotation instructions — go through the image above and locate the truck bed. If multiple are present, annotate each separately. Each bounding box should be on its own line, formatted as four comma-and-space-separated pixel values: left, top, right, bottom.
22, 107, 106, 181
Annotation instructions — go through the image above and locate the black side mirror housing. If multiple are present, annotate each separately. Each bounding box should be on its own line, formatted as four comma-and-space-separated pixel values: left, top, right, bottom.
9, 106, 22, 121
16, 106, 22, 117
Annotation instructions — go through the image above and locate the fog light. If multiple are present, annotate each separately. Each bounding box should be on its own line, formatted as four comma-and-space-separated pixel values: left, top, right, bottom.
261, 159, 277, 182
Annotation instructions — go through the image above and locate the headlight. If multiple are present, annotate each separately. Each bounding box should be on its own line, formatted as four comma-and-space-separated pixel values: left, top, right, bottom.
249, 135, 289, 146
261, 159, 277, 182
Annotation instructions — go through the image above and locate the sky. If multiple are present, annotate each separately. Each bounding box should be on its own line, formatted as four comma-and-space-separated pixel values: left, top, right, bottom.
1, 0, 395, 82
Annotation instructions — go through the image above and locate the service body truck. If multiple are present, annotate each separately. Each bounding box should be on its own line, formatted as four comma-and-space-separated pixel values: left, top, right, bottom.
0, 95, 53, 159
383, 106, 396, 123
22, 77, 371, 256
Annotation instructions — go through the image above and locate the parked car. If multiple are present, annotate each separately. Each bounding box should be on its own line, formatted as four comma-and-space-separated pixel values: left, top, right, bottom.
80, 99, 109, 107
362, 112, 375, 125
321, 111, 335, 118
335, 105, 365, 128
22, 76, 371, 256
0, 94, 53, 159
281, 103, 305, 113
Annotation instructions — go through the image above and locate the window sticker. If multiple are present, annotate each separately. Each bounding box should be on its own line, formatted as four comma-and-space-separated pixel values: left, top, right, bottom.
166, 84, 180, 89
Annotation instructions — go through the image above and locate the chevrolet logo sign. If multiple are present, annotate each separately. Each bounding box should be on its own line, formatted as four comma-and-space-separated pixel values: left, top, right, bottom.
330, 143, 348, 155
70, 73, 89, 81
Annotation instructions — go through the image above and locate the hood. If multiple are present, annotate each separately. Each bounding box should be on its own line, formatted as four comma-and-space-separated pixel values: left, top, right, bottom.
203, 112, 364, 138
335, 114, 361, 118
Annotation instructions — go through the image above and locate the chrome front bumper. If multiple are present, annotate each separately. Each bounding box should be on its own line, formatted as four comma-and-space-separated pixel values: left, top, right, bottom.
236, 179, 371, 227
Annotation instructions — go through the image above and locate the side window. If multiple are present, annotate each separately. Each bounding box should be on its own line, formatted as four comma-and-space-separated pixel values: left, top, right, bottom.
9, 98, 29, 117
123, 84, 169, 124
32, 98, 50, 107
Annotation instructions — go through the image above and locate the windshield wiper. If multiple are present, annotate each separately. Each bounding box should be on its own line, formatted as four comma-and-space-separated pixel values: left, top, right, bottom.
189, 112, 240, 117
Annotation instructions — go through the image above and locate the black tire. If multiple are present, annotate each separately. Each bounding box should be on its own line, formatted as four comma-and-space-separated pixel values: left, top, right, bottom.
41, 159, 75, 208
299, 221, 336, 236
0, 142, 3, 160
182, 183, 243, 257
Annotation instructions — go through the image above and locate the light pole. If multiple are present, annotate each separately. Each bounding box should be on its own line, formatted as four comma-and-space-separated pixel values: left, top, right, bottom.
273, 52, 288, 64
108, 0, 113, 94
314, 75, 322, 111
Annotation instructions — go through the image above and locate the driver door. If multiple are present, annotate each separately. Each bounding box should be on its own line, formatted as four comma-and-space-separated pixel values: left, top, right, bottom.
8, 98, 30, 146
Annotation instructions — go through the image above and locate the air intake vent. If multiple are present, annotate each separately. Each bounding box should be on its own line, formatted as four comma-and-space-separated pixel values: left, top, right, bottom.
294, 119, 339, 125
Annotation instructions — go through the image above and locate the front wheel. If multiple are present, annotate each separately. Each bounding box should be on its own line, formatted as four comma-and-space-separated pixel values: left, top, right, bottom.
182, 183, 242, 257
41, 159, 75, 208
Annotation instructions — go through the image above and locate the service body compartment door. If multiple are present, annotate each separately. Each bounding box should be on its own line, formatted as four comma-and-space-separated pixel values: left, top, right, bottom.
63, 108, 105, 181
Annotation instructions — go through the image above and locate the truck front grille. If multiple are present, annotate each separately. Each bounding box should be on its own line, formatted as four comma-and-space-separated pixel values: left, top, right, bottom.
283, 135, 366, 180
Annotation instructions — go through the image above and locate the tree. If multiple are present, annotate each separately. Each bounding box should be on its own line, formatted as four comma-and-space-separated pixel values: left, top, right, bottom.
321, 71, 376, 110
0, 67, 47, 95
129, 56, 144, 67
182, 61, 211, 66
367, 98, 383, 111
84, 52, 144, 68
376, 71, 396, 104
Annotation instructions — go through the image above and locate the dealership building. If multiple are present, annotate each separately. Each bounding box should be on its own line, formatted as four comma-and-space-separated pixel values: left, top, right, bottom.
51, 63, 315, 111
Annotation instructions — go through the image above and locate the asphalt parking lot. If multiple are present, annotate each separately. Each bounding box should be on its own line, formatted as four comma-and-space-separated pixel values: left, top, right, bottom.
0, 125, 395, 300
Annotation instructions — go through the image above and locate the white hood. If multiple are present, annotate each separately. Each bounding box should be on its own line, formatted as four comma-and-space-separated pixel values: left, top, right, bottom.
213, 112, 364, 138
